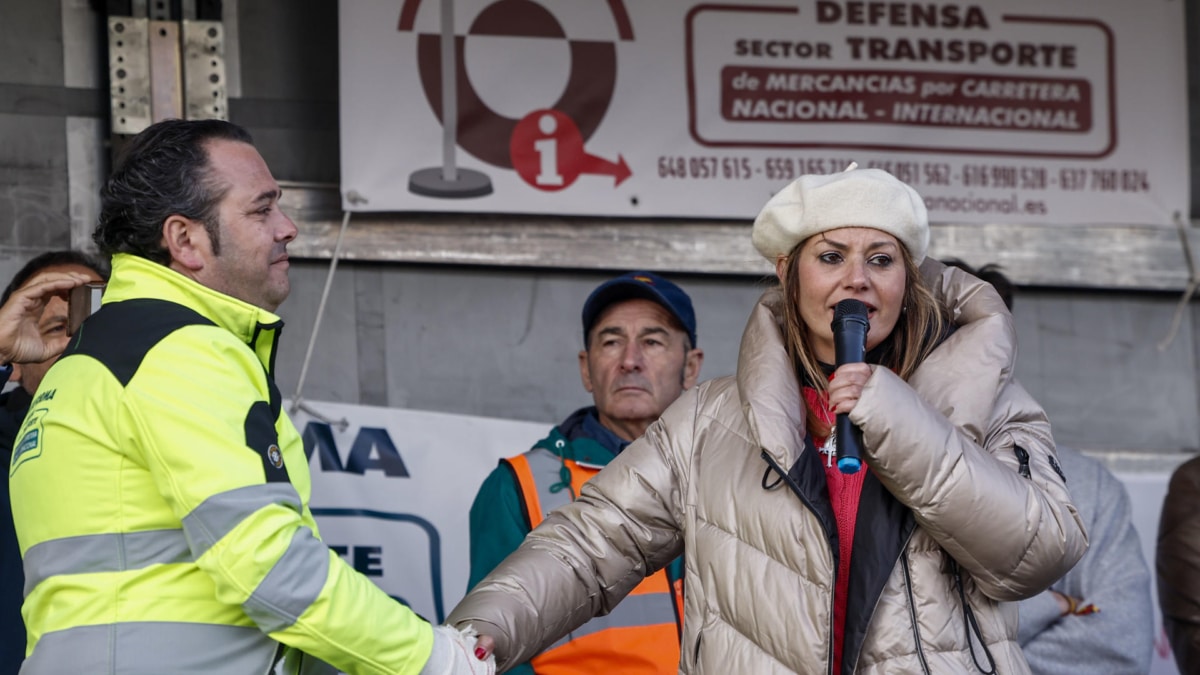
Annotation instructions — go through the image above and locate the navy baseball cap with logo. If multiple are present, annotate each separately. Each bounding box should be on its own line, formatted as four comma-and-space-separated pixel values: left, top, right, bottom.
581, 271, 697, 347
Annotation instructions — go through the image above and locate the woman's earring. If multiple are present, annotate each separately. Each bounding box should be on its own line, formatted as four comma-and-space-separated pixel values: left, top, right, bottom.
901, 305, 907, 313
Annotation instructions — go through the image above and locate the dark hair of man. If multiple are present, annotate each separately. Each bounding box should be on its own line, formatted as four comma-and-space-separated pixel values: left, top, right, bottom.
93, 119, 254, 265
0, 250, 110, 306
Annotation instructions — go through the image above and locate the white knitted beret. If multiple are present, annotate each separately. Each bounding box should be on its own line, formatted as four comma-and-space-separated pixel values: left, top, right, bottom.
751, 163, 929, 263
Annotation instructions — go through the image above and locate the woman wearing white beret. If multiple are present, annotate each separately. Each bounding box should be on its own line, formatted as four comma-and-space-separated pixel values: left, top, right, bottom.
450, 164, 1087, 674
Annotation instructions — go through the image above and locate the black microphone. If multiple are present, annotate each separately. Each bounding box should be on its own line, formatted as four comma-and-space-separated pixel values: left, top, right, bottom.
831, 299, 870, 474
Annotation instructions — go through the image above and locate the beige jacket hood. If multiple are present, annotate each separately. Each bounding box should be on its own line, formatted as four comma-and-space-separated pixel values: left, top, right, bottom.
451, 261, 1087, 674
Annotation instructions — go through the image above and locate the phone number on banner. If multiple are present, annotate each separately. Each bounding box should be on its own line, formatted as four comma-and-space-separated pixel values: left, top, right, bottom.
656, 156, 1149, 194
657, 155, 860, 181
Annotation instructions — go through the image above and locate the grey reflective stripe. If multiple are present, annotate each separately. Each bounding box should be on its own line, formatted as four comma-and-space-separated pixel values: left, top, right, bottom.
525, 447, 576, 517
243, 526, 330, 633
282, 648, 340, 675
22, 622, 278, 675
183, 482, 302, 557
22, 528, 192, 596
544, 591, 678, 649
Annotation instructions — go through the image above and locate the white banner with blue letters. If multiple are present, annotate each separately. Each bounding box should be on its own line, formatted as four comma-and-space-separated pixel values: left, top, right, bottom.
289, 399, 545, 625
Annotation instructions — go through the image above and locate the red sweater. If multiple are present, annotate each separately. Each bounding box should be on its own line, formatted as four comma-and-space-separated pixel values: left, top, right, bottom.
803, 386, 866, 673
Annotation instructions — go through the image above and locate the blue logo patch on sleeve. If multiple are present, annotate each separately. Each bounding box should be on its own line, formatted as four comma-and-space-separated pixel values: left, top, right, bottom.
10, 408, 48, 476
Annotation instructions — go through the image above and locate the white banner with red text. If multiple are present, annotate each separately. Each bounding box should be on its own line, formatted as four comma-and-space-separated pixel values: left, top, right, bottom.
338, 0, 1188, 226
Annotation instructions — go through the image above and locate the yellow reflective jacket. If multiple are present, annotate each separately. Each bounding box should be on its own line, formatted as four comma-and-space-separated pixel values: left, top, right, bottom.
10, 253, 433, 675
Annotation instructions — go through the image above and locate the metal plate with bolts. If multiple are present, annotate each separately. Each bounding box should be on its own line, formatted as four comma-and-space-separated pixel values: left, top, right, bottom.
183, 20, 227, 121
148, 20, 183, 122
108, 17, 151, 135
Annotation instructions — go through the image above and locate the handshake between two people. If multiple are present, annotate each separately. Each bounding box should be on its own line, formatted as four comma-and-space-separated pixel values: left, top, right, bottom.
421, 625, 496, 675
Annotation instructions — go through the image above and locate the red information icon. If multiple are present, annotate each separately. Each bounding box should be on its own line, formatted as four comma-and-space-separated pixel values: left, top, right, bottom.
511, 108, 631, 191
511, 109, 584, 191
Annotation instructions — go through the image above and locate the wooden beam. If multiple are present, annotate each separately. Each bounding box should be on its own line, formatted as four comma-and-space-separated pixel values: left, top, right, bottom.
281, 185, 1198, 291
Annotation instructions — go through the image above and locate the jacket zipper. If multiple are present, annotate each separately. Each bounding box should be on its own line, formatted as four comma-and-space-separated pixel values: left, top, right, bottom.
900, 550, 932, 674
843, 521, 921, 675
1013, 446, 1031, 479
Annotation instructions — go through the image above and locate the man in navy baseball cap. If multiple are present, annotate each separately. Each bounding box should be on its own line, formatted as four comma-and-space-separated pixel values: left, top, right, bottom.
465, 270, 703, 674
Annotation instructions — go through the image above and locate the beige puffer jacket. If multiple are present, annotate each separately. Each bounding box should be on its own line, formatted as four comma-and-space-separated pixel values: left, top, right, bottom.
450, 261, 1088, 674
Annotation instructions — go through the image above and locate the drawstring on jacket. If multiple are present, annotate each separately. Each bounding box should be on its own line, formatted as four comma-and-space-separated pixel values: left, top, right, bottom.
762, 465, 785, 490
548, 445, 578, 499
951, 559, 998, 674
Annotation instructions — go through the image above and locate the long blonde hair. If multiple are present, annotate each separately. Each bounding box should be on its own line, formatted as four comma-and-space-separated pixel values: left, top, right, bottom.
777, 239, 947, 436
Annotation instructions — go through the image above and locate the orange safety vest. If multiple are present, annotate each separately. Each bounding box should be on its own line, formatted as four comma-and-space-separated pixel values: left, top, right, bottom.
505, 446, 683, 675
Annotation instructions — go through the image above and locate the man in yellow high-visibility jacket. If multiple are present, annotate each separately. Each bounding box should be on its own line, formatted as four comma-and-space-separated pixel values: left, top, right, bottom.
9, 119, 491, 675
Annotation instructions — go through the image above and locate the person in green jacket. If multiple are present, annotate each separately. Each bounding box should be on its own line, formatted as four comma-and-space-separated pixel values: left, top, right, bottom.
9, 119, 490, 675
466, 271, 703, 675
